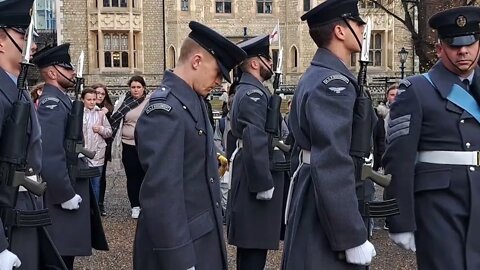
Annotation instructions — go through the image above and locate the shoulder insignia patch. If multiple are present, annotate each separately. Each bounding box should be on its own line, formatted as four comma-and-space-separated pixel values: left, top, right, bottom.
45, 104, 58, 110
246, 89, 264, 96
322, 74, 350, 85
249, 97, 260, 102
399, 79, 411, 88
40, 97, 60, 105
328, 86, 346, 94
145, 103, 172, 115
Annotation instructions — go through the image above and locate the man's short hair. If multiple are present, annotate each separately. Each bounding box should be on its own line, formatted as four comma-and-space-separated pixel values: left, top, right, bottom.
309, 20, 348, 48
239, 58, 254, 72
177, 37, 205, 64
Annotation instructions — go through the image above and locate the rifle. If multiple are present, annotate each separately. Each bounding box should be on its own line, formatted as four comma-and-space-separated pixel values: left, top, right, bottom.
0, 11, 51, 251
350, 17, 399, 241
64, 51, 96, 185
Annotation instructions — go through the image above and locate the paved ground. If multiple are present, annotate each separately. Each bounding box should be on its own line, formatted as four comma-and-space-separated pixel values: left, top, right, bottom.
75, 163, 417, 269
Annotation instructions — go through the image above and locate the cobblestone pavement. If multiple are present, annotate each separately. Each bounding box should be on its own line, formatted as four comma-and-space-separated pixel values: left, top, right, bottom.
75, 165, 416, 269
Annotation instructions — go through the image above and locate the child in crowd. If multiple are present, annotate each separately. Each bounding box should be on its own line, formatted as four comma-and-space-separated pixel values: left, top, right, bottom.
82, 87, 113, 201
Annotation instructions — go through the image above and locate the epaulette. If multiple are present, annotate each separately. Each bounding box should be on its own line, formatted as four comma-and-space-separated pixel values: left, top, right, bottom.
322, 74, 350, 85
399, 79, 412, 88
154, 84, 172, 101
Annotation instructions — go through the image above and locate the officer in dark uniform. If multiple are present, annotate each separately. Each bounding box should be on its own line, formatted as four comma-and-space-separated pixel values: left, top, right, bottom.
133, 21, 246, 270
227, 35, 285, 270
383, 6, 480, 270
0, 1, 65, 269
281, 1, 376, 269
32, 44, 108, 270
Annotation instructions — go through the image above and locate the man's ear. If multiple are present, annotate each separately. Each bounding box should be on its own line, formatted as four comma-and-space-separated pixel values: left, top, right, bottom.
333, 24, 346, 42
251, 58, 260, 70
191, 53, 202, 70
435, 42, 442, 58
47, 68, 57, 80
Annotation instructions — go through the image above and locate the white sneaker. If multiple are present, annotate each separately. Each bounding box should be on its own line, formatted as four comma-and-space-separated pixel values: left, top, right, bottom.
131, 207, 141, 219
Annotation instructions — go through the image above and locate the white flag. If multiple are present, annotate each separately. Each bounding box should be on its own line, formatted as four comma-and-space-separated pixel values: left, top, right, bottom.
270, 22, 279, 43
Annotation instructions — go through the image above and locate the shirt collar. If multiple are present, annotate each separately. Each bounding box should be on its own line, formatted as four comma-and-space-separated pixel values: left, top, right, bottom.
5, 71, 17, 86
459, 70, 475, 85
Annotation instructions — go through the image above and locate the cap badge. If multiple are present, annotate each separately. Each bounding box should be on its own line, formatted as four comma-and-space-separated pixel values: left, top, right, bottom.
456, 15, 467, 28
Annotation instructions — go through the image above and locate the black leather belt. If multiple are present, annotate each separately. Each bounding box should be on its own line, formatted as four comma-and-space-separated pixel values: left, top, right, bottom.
2, 208, 51, 228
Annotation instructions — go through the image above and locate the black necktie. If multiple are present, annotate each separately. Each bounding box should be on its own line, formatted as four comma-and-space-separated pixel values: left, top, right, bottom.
463, 79, 470, 91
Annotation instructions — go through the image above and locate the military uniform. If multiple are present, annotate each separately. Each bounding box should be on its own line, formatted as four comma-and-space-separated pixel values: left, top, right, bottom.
383, 6, 480, 269
133, 21, 246, 270
33, 44, 108, 262
282, 48, 367, 270
228, 73, 286, 247
0, 0, 65, 269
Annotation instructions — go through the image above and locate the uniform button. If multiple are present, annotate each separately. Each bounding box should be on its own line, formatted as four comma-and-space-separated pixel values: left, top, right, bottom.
466, 142, 471, 148
215, 202, 220, 208
161, 87, 166, 91
182, 106, 187, 110
460, 120, 465, 124
470, 166, 476, 172
198, 130, 204, 135
28, 168, 33, 173
210, 178, 214, 183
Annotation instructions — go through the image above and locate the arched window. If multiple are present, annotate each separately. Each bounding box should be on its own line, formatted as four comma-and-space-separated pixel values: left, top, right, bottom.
167, 46, 176, 69
289, 46, 298, 71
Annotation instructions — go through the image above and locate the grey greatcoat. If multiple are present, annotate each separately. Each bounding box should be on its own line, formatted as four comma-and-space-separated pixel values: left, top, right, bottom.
282, 48, 367, 270
383, 62, 480, 269
37, 84, 107, 256
133, 70, 227, 270
227, 72, 285, 249
0, 68, 49, 270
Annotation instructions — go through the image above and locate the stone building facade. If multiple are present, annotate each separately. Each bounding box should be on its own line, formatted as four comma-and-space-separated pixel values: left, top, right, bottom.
56, 0, 414, 94
57, 0, 164, 89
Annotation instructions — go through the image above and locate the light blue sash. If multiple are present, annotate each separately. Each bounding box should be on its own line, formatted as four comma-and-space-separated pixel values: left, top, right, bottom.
423, 73, 480, 124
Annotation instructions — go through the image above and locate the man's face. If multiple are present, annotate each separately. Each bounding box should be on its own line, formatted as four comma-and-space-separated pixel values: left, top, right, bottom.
437, 40, 480, 76
55, 66, 76, 89
0, 28, 37, 70
343, 20, 365, 53
258, 56, 273, 81
83, 92, 97, 110
194, 53, 222, 97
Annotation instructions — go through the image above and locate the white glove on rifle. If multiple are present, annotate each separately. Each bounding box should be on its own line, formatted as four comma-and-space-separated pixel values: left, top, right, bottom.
256, 187, 274, 200
0, 249, 21, 269
187, 267, 195, 270
345, 240, 376, 266
61, 194, 82, 210
389, 232, 416, 252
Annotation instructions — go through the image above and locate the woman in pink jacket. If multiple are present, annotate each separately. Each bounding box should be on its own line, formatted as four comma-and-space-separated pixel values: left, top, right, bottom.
82, 87, 113, 202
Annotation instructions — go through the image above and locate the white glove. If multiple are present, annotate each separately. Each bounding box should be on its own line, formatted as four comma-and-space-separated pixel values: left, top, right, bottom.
345, 240, 376, 266
0, 249, 21, 269
187, 267, 195, 270
256, 187, 275, 200
61, 194, 82, 210
389, 232, 416, 252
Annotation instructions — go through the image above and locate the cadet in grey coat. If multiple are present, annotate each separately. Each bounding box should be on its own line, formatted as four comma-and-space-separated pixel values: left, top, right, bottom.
133, 21, 246, 270
228, 35, 285, 270
282, 0, 376, 269
384, 6, 480, 270
33, 43, 108, 270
